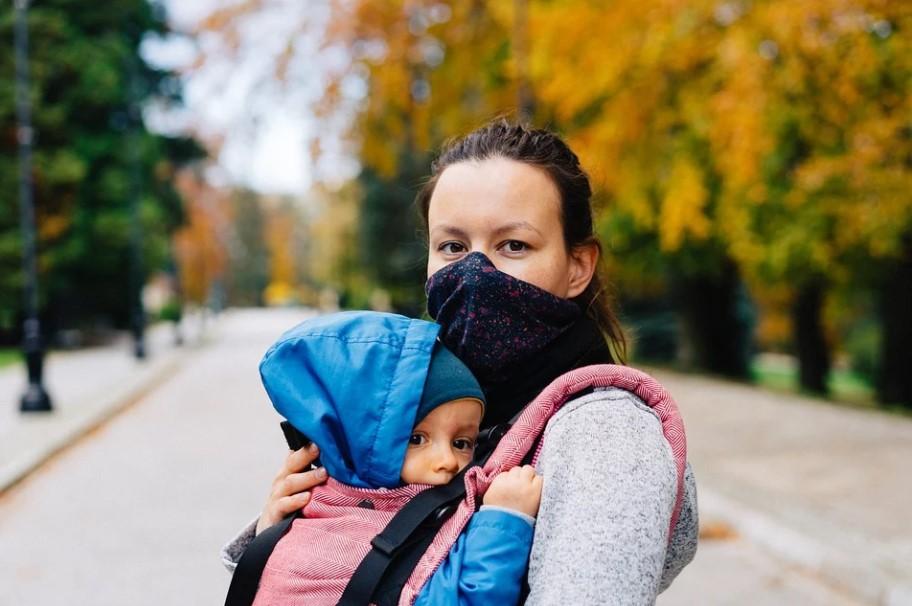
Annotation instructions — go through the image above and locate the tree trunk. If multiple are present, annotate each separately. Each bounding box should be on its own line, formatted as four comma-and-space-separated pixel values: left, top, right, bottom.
791, 280, 830, 395
878, 242, 912, 409
675, 260, 753, 379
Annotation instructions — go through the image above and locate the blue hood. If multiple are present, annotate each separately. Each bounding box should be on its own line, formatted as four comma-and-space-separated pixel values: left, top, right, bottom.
259, 311, 440, 488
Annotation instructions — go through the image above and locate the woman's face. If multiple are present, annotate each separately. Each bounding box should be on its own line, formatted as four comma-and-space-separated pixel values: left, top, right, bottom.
426, 157, 596, 299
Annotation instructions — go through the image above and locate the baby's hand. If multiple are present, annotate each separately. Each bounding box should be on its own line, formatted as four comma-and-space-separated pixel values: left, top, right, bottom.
482, 465, 543, 518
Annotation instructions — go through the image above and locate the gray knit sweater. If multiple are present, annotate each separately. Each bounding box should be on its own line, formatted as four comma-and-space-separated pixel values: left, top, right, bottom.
221, 387, 698, 604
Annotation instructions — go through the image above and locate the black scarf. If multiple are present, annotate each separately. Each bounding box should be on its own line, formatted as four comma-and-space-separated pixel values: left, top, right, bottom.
478, 314, 615, 429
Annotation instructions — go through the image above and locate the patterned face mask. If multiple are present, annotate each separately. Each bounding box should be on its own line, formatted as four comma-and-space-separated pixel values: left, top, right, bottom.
425, 252, 581, 381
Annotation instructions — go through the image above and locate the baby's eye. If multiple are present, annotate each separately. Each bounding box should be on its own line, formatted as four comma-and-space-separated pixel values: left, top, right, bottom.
408, 434, 426, 446
438, 241, 467, 255
452, 438, 475, 451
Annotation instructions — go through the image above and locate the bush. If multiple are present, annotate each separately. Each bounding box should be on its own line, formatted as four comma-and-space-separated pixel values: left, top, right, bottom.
158, 300, 182, 323
844, 319, 881, 383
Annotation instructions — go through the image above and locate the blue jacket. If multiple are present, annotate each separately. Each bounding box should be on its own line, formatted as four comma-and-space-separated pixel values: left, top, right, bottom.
259, 311, 533, 605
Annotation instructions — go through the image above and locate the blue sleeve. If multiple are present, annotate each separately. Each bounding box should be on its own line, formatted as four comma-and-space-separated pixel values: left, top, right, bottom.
414, 508, 534, 606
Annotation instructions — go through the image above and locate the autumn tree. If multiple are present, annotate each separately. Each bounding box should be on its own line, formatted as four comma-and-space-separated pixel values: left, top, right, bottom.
225, 189, 269, 307
262, 196, 308, 306
514, 0, 911, 398
173, 169, 229, 307
307, 181, 371, 306
193, 0, 912, 405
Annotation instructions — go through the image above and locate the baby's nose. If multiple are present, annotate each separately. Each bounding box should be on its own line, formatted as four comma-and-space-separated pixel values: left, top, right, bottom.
434, 447, 459, 473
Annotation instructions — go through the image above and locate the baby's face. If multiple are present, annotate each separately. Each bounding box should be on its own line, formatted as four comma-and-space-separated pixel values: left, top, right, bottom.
400, 398, 483, 485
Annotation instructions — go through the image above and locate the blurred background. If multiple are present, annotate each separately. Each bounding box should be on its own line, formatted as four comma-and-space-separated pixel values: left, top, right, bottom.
1, 1, 910, 605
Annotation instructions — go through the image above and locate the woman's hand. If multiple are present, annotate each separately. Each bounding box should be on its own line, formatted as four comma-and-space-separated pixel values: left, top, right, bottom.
255, 444, 328, 535
482, 465, 543, 518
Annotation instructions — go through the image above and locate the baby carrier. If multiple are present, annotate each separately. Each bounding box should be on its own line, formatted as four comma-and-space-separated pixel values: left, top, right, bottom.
226, 361, 687, 606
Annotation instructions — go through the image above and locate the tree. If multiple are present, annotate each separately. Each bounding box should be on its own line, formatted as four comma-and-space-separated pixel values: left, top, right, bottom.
225, 189, 269, 307
0, 0, 203, 341
172, 168, 228, 307
519, 0, 912, 395
193, 1, 912, 405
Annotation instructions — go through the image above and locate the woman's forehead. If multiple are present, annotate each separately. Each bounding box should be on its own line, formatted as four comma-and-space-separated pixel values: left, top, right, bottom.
428, 158, 562, 228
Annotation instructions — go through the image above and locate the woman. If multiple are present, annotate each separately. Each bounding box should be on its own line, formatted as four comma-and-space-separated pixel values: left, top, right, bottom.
223, 120, 698, 604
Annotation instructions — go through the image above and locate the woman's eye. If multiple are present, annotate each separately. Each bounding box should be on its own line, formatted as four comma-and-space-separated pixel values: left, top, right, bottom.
409, 434, 426, 446
438, 241, 467, 255
500, 240, 528, 253
452, 439, 475, 451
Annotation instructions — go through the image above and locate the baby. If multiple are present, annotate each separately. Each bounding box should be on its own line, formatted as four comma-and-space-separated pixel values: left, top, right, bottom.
250, 311, 541, 605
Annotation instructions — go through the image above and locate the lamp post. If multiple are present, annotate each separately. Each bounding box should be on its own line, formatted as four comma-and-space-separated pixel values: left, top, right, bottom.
14, 0, 53, 412
127, 56, 146, 360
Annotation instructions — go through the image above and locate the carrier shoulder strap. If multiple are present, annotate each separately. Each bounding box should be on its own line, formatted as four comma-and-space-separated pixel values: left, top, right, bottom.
353, 402, 570, 605
224, 509, 302, 606
337, 466, 472, 606
224, 421, 314, 606
363, 424, 510, 605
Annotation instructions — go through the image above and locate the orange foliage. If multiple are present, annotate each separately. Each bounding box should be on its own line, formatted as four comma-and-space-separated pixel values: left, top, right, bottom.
172, 170, 229, 304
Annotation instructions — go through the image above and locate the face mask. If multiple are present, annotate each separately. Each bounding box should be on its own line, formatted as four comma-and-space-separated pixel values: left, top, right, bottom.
425, 252, 581, 381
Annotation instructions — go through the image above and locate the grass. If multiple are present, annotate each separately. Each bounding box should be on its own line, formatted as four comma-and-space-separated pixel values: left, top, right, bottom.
750, 354, 877, 407
0, 348, 21, 369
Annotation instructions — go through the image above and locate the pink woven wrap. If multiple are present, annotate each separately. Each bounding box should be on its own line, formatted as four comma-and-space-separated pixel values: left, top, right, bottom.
253, 479, 433, 606
254, 364, 687, 606
397, 364, 687, 605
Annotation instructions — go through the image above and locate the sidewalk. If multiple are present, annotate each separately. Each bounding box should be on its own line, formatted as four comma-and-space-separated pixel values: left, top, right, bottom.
652, 368, 912, 606
0, 313, 216, 495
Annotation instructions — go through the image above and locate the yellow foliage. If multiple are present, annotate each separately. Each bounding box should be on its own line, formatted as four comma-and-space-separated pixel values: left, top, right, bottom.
659, 159, 711, 251
264, 281, 295, 306
194, 0, 912, 292
263, 201, 297, 290
38, 214, 71, 241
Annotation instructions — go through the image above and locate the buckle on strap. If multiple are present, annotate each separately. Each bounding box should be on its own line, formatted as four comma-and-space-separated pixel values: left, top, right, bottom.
370, 534, 398, 557
433, 503, 455, 523
474, 423, 510, 464
370, 500, 458, 558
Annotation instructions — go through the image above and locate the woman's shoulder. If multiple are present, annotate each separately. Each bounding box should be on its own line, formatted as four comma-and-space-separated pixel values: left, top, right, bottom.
545, 383, 663, 436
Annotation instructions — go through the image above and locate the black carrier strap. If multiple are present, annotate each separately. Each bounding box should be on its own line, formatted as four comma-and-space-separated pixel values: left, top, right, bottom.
337, 466, 473, 605
224, 419, 518, 606
343, 385, 585, 604
224, 509, 302, 606
362, 425, 512, 605
224, 422, 316, 606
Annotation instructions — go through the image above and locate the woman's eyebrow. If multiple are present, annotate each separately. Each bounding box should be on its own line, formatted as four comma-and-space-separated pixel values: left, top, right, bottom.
429, 224, 470, 240
492, 221, 543, 238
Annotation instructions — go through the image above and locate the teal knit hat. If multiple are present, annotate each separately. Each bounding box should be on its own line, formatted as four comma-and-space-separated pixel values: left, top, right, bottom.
416, 342, 485, 423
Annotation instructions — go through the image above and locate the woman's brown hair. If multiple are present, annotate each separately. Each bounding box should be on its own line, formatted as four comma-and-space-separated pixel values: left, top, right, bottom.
416, 119, 627, 363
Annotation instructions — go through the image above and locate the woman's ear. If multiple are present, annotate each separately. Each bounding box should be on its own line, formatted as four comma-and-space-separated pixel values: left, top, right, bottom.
567, 242, 599, 299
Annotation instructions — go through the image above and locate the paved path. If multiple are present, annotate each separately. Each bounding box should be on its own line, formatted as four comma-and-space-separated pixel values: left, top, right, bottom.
0, 315, 206, 493
1, 308, 905, 605
0, 308, 313, 605
659, 535, 864, 606
651, 369, 912, 605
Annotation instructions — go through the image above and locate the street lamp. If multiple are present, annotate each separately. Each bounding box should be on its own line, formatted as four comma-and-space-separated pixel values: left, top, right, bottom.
127, 54, 146, 360
14, 0, 53, 412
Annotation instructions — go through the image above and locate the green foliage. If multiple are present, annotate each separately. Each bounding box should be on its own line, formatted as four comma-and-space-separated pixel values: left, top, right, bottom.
751, 355, 875, 406
357, 157, 429, 315
157, 299, 181, 322
0, 347, 20, 369
226, 190, 269, 307
0, 0, 203, 340
844, 318, 881, 384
